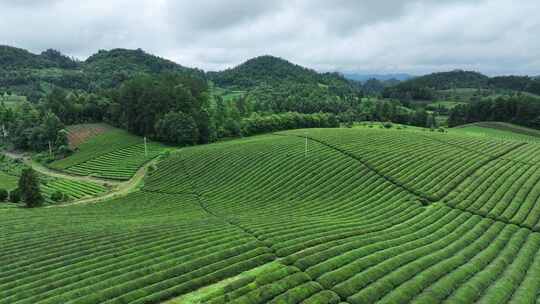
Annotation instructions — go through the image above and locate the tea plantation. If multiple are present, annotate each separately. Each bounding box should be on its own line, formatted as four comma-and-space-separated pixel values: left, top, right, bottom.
0, 156, 107, 204
3, 126, 540, 303
50, 128, 168, 180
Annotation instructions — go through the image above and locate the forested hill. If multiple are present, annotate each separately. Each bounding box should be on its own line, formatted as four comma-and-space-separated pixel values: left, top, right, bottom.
405, 70, 489, 90
208, 55, 349, 89
83, 49, 204, 88
383, 70, 540, 100
0, 46, 203, 100
0, 45, 79, 70
208, 55, 361, 113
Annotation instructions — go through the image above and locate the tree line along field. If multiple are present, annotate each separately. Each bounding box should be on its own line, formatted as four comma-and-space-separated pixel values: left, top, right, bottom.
3, 126, 540, 303
49, 126, 168, 180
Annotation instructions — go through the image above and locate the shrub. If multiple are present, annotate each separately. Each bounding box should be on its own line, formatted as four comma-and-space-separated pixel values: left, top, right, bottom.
147, 164, 157, 175
51, 190, 65, 202
9, 188, 20, 203
383, 122, 393, 129
56, 145, 73, 158
0, 188, 8, 202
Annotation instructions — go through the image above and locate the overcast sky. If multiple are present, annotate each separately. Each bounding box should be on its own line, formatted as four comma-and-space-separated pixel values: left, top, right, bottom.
1, 0, 539, 75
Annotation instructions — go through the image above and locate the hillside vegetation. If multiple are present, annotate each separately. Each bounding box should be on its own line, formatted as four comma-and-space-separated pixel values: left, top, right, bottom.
3, 126, 540, 303
0, 46, 202, 100
208, 55, 361, 114
383, 70, 540, 101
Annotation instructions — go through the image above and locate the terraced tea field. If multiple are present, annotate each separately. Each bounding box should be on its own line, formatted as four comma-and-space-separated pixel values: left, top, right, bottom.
50, 128, 167, 180
3, 126, 540, 303
0, 156, 108, 204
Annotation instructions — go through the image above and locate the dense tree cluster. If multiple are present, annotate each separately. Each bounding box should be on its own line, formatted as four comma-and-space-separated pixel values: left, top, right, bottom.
361, 79, 387, 95
43, 89, 111, 124
1, 102, 68, 152
109, 74, 213, 145
246, 83, 361, 114
382, 83, 436, 101
488, 76, 540, 95
448, 94, 540, 128
340, 99, 438, 129
240, 112, 339, 136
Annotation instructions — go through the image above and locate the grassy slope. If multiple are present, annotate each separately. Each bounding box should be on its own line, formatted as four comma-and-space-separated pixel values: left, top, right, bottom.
3, 127, 540, 303
65, 123, 114, 149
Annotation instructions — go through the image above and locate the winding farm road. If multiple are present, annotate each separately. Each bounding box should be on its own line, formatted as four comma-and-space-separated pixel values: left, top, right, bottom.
51, 158, 159, 207
2, 150, 161, 207
3, 151, 123, 186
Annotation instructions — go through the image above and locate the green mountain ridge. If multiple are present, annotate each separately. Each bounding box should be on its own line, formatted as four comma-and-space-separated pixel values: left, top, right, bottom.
383, 70, 540, 100
0, 45, 79, 70
1, 45, 540, 103
0, 46, 203, 100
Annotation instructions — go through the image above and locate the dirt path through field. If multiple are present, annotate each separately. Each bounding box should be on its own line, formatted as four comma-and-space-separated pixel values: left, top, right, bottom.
2, 150, 161, 207
47, 158, 159, 207
3, 151, 123, 186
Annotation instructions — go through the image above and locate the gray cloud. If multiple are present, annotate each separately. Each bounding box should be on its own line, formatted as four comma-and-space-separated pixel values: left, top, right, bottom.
0, 0, 538, 75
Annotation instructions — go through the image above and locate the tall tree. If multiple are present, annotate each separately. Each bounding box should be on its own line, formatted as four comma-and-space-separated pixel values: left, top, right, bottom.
18, 168, 43, 208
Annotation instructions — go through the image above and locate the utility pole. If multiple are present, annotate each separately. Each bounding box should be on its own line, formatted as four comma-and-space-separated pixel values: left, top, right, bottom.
48, 141, 53, 159
144, 136, 148, 157
1, 124, 6, 144
304, 132, 308, 157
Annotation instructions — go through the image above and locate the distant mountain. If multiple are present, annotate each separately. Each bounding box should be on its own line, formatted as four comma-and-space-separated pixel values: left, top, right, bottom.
382, 70, 489, 100
343, 73, 414, 82
404, 70, 489, 90
208, 55, 352, 89
383, 70, 540, 100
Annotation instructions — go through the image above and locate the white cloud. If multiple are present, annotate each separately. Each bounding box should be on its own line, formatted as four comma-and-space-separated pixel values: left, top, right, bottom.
0, 0, 538, 75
